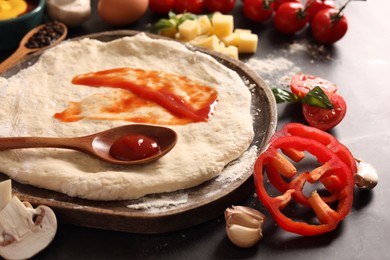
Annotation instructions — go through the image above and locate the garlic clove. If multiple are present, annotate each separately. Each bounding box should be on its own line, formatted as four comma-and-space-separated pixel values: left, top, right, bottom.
355, 159, 378, 191
229, 205, 265, 221
226, 224, 262, 248
224, 205, 265, 248
226, 211, 262, 229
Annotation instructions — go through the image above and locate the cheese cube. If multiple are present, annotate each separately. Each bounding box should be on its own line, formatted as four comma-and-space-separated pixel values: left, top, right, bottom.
220, 33, 239, 47
221, 45, 239, 59
190, 35, 222, 52
178, 19, 201, 41
198, 15, 212, 35
211, 14, 234, 37
238, 33, 258, 53
234, 28, 252, 36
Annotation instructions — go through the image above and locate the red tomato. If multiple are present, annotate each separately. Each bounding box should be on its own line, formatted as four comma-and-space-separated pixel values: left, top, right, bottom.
243, 0, 274, 22
311, 8, 348, 44
305, 0, 335, 22
290, 73, 337, 98
302, 93, 346, 130
273, 2, 308, 34
273, 0, 301, 10
204, 0, 236, 13
149, 0, 175, 14
174, 0, 204, 14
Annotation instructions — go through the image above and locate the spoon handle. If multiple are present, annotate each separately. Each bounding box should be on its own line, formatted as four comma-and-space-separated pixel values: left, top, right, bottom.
0, 136, 87, 151
0, 47, 32, 74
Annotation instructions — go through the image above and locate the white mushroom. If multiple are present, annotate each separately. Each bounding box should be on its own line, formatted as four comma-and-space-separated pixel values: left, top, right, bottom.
225, 205, 265, 248
46, 0, 91, 27
0, 180, 57, 260
0, 180, 12, 211
355, 158, 378, 191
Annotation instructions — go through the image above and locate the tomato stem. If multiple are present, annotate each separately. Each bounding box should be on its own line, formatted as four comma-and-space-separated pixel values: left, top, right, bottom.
333, 0, 353, 22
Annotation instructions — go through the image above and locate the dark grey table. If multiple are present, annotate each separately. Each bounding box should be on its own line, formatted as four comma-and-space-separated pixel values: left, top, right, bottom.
1, 0, 389, 259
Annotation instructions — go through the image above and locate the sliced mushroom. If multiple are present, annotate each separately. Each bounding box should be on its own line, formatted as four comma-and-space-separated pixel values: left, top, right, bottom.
0, 182, 57, 260
0, 180, 12, 211
355, 158, 378, 191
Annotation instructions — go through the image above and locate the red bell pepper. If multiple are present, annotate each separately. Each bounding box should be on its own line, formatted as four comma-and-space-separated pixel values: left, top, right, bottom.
267, 123, 357, 199
254, 135, 354, 236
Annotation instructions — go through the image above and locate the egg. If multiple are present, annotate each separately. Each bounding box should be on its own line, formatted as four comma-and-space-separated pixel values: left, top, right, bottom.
98, 0, 149, 26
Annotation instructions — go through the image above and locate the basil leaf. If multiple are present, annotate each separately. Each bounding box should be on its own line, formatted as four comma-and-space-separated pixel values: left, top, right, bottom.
272, 88, 300, 104
151, 18, 177, 33
302, 86, 334, 109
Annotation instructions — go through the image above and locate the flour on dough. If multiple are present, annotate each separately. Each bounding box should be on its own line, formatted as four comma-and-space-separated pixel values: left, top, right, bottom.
0, 33, 254, 201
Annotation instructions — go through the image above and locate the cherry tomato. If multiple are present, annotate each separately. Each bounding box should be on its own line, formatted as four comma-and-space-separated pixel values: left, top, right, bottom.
273, 0, 301, 10
305, 0, 335, 22
302, 93, 346, 130
204, 0, 236, 13
273, 2, 308, 34
290, 73, 337, 98
174, 0, 204, 14
243, 0, 274, 22
149, 0, 175, 14
311, 8, 348, 44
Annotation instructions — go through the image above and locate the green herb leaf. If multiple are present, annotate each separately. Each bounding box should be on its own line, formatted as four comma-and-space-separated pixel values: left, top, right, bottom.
272, 88, 300, 103
151, 18, 177, 33
302, 86, 334, 109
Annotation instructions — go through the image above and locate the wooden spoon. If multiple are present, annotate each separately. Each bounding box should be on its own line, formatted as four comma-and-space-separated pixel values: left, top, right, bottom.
0, 124, 178, 165
0, 22, 67, 74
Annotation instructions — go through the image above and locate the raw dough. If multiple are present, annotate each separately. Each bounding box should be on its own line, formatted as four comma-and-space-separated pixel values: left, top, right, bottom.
0, 33, 254, 201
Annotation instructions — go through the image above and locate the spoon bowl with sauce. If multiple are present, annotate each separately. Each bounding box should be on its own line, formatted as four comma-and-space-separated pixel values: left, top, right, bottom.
0, 21, 67, 74
0, 124, 178, 165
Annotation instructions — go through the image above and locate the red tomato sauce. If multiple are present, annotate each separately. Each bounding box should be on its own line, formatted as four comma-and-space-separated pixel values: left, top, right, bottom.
109, 134, 160, 161
54, 68, 218, 125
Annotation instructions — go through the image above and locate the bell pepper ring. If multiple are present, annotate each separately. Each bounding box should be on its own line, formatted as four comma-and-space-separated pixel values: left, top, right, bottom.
254, 135, 354, 236
268, 123, 357, 196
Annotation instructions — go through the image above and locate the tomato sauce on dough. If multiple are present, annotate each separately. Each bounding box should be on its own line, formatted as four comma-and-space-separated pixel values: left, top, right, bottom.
54, 68, 218, 125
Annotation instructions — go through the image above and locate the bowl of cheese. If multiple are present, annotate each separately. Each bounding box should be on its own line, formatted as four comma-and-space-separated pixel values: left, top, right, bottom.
0, 0, 45, 51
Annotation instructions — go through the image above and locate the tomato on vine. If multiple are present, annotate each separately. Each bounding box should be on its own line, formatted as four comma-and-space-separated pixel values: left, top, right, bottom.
174, 0, 204, 14
305, 0, 336, 22
273, 2, 308, 34
273, 0, 301, 10
204, 0, 236, 13
311, 7, 348, 44
243, 0, 274, 22
149, 0, 175, 14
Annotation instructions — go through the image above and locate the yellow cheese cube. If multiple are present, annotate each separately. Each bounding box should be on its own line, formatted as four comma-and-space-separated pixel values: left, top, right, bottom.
221, 45, 239, 59
238, 33, 258, 53
198, 15, 212, 35
211, 14, 234, 37
178, 19, 201, 41
190, 35, 222, 52
234, 28, 252, 36
220, 33, 239, 47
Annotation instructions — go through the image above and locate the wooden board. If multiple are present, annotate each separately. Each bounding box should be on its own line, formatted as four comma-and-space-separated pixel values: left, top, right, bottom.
0, 30, 277, 234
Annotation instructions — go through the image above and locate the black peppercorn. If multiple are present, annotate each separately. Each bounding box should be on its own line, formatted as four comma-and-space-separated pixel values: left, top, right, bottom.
25, 22, 65, 49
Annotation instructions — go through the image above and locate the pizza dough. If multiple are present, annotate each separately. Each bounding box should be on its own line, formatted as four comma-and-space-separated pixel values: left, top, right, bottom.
0, 33, 254, 201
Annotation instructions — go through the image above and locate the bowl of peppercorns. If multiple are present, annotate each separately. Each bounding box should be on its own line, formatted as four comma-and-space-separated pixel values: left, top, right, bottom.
0, 0, 45, 51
